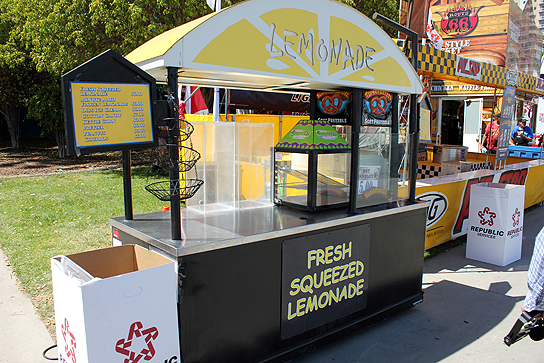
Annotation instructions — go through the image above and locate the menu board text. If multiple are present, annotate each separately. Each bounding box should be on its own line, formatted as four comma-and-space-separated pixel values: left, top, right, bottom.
70, 82, 153, 149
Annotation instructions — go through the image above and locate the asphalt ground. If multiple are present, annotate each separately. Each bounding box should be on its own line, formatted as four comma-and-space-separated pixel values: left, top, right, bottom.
290, 203, 544, 363
1, 203, 544, 362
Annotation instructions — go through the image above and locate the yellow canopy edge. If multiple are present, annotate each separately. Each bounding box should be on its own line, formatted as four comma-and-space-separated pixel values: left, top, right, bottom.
125, 12, 218, 64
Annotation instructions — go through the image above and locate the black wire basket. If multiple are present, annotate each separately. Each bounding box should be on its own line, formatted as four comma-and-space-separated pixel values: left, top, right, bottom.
145, 179, 204, 201
179, 120, 195, 142
156, 118, 194, 142
161, 146, 201, 172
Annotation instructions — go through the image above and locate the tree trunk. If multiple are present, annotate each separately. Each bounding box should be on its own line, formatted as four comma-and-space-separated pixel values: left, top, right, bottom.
55, 131, 66, 159
0, 105, 21, 148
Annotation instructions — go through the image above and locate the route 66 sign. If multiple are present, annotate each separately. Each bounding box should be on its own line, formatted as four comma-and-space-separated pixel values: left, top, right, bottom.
438, 5, 483, 36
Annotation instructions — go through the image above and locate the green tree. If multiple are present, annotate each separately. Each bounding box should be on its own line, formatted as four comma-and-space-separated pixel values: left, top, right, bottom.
20, 0, 213, 76
349, 0, 400, 37
3, 0, 399, 154
0, 66, 25, 149
0, 0, 34, 148
26, 79, 65, 158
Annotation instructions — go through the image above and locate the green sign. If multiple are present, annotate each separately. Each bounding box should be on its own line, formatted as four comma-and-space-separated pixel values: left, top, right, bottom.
275, 120, 350, 150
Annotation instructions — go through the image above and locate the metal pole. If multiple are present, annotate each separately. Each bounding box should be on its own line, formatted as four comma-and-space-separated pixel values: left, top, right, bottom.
212, 0, 222, 122
409, 93, 419, 202
213, 88, 220, 121
226, 89, 230, 121
167, 67, 182, 240
310, 90, 317, 119
122, 150, 133, 220
307, 152, 318, 211
349, 89, 362, 214
391, 94, 399, 201
372, 12, 419, 202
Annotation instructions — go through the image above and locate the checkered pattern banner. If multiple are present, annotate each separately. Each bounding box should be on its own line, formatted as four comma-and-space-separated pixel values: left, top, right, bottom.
405, 44, 544, 96
417, 164, 441, 179
471, 162, 492, 171
480, 63, 507, 88
517, 72, 534, 93
418, 45, 456, 77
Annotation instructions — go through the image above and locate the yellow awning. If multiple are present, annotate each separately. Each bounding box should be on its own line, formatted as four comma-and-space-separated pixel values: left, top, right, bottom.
125, 0, 423, 95
126, 12, 217, 65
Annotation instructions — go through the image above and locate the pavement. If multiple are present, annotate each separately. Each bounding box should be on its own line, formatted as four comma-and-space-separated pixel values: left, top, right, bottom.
292, 202, 544, 363
1, 203, 544, 362
0, 250, 54, 362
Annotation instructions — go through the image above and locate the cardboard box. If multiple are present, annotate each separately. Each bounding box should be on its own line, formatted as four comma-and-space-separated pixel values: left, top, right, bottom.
51, 245, 180, 363
466, 183, 525, 266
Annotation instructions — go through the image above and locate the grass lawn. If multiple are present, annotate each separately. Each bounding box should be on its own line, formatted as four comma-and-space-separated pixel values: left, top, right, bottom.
0, 167, 168, 337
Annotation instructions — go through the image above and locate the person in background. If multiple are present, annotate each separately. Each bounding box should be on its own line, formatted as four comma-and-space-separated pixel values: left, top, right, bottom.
481, 113, 501, 154
523, 227, 544, 319
510, 117, 533, 146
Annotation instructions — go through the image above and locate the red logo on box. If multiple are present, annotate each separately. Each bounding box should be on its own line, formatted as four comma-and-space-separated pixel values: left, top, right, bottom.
61, 318, 77, 363
116, 321, 159, 363
478, 207, 496, 226
512, 208, 521, 227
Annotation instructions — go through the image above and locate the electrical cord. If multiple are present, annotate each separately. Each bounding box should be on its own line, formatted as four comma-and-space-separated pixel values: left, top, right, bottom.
42, 344, 58, 360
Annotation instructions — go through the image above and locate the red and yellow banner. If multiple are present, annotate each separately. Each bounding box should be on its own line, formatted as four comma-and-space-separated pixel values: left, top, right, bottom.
417, 162, 544, 249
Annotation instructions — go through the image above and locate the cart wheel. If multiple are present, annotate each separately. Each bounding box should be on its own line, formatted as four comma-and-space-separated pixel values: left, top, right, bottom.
504, 336, 512, 346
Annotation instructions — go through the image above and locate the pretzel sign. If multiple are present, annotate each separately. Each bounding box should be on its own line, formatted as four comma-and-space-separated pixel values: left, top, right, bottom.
363, 90, 392, 119
316, 91, 350, 115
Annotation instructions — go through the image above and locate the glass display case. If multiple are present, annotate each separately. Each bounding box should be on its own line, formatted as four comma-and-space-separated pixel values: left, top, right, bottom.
274, 120, 351, 211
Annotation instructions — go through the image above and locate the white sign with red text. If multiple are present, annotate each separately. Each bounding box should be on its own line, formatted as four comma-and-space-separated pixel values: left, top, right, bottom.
466, 183, 525, 266
455, 56, 482, 81
426, 9, 444, 50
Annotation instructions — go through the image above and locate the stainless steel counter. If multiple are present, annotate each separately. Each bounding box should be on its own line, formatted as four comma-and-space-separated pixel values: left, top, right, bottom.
110, 202, 428, 257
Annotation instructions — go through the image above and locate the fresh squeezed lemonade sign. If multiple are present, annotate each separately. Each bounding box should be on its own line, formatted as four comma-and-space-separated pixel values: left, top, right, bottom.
70, 82, 153, 149
281, 225, 369, 339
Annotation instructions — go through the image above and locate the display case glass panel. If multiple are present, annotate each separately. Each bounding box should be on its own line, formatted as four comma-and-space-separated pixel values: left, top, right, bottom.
187, 121, 274, 213
356, 127, 413, 209
316, 153, 350, 207
274, 152, 309, 208
274, 151, 351, 210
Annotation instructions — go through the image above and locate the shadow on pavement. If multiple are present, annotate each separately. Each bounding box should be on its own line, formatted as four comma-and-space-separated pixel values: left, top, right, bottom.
292, 279, 522, 363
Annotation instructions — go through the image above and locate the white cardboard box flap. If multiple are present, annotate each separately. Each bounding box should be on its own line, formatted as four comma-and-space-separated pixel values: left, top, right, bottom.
54, 244, 173, 279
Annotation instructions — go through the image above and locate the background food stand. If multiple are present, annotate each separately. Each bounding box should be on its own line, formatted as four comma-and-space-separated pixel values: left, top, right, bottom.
104, 1, 430, 362
391, 0, 544, 251
409, 44, 544, 250
401, 0, 542, 148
